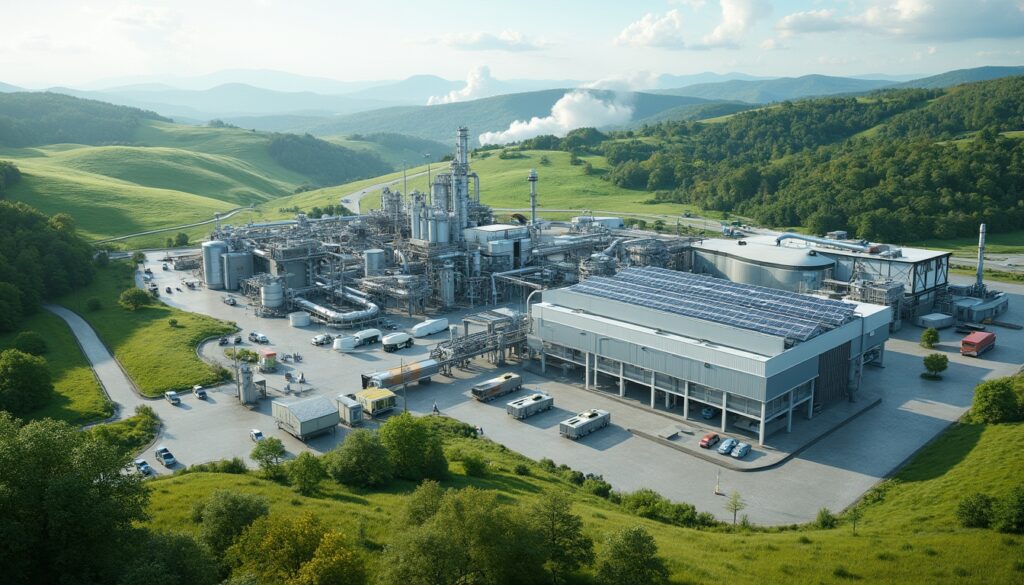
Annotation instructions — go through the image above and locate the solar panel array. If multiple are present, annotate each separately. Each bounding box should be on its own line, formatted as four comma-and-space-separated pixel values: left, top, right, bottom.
568, 267, 857, 343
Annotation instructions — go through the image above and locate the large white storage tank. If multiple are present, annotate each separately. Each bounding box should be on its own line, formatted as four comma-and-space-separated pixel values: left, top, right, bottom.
364, 249, 386, 277
260, 281, 285, 308
222, 251, 254, 291
288, 311, 310, 327
202, 241, 229, 290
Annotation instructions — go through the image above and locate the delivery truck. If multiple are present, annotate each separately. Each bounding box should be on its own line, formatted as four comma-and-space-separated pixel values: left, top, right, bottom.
961, 331, 996, 357
506, 392, 554, 419
470, 373, 523, 402
559, 409, 611, 440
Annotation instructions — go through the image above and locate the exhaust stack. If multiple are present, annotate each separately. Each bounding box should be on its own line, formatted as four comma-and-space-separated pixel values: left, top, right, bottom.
528, 169, 538, 225
976, 223, 986, 290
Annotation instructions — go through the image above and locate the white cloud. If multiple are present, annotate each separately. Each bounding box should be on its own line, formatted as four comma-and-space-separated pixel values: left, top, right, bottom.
759, 38, 786, 50
615, 10, 688, 49
777, 1, 1024, 41
479, 91, 634, 146
584, 71, 659, 91
441, 30, 545, 52
702, 0, 772, 48
427, 66, 496, 105
671, 0, 707, 8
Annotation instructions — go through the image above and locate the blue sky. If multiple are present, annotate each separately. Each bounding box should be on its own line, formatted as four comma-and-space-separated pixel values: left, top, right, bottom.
3, 0, 1023, 87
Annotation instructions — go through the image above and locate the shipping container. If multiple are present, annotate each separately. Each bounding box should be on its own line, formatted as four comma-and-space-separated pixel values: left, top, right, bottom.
361, 359, 440, 389
506, 392, 554, 419
354, 388, 397, 416
470, 373, 523, 402
335, 393, 363, 426
961, 331, 996, 357
272, 397, 339, 441
411, 318, 449, 338
559, 409, 611, 439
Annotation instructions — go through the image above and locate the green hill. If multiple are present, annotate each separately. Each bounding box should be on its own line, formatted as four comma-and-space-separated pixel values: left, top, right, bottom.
652, 74, 893, 104
897, 66, 1024, 89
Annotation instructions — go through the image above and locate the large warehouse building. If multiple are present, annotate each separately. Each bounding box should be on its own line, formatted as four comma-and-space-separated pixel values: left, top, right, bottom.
528, 267, 892, 445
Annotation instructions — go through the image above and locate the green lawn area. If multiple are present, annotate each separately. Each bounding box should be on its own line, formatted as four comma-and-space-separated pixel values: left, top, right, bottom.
59, 261, 236, 397
951, 266, 1024, 284
145, 418, 1024, 584
0, 311, 112, 425
90, 405, 160, 455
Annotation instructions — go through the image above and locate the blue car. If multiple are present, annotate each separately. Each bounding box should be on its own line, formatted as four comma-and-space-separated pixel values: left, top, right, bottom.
731, 442, 752, 459
717, 438, 738, 455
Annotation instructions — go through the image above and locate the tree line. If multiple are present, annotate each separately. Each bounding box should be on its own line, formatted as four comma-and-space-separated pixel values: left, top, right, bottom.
0, 92, 168, 147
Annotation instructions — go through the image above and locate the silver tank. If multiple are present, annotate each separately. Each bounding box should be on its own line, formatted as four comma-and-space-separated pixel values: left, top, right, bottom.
364, 249, 386, 277
221, 251, 253, 291
260, 281, 284, 308
202, 241, 229, 290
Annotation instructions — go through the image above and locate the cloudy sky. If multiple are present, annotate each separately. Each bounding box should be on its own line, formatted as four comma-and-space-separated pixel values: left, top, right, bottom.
3, 0, 1023, 88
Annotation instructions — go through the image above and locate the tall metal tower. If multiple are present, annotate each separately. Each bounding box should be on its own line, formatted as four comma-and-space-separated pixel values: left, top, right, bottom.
528, 168, 538, 225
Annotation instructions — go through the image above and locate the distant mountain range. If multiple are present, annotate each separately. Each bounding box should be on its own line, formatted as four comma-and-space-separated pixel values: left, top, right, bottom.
894, 65, 1024, 89
652, 74, 894, 104
0, 81, 23, 93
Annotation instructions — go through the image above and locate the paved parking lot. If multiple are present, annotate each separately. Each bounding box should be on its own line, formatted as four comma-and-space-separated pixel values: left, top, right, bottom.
124, 254, 1024, 524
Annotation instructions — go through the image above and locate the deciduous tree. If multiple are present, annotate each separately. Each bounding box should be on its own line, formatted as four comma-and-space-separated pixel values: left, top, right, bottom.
595, 525, 669, 585
322, 429, 392, 488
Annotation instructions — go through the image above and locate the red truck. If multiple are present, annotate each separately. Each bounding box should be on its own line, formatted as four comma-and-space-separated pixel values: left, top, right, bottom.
961, 331, 996, 357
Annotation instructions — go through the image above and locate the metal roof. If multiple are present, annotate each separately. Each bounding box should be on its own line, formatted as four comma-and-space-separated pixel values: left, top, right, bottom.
568, 267, 857, 343
279, 396, 337, 422
692, 238, 835, 269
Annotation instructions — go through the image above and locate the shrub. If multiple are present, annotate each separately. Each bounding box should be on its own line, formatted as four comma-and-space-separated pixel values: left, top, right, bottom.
583, 477, 612, 498
995, 485, 1024, 534
168, 318, 178, 328
566, 470, 586, 485
13, 331, 48, 356
815, 508, 838, 529
461, 453, 487, 477
513, 463, 530, 476
923, 353, 949, 379
322, 429, 393, 488
957, 493, 996, 528
972, 378, 1021, 423
920, 327, 939, 348
538, 458, 557, 472
85, 297, 102, 312
118, 288, 151, 311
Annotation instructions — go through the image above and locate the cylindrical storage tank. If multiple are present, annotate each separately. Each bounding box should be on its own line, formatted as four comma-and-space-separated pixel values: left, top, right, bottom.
222, 251, 254, 291
440, 262, 456, 308
364, 249, 386, 277
288, 311, 310, 327
411, 203, 422, 239
202, 241, 229, 290
437, 215, 450, 244
239, 363, 257, 404
260, 281, 284, 309
427, 215, 437, 243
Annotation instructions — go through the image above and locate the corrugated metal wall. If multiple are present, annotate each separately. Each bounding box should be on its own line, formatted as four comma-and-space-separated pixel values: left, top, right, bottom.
816, 341, 851, 405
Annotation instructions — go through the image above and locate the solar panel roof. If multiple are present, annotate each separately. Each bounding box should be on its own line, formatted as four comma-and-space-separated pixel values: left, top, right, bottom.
566, 267, 857, 343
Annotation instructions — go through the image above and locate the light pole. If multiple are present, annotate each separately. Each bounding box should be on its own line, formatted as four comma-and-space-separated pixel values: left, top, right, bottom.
424, 153, 432, 195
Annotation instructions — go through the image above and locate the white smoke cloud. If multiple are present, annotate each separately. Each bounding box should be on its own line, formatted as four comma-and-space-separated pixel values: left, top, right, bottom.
427, 65, 495, 105
478, 90, 634, 146
583, 71, 659, 91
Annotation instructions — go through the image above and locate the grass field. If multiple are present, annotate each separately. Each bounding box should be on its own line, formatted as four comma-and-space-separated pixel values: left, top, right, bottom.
145, 417, 1024, 584
951, 266, 1024, 284
915, 230, 1024, 256
59, 261, 236, 397
0, 311, 112, 425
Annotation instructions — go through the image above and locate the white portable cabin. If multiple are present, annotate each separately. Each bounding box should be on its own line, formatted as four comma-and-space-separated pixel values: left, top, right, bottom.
272, 396, 340, 441
506, 392, 554, 419
336, 393, 363, 426
559, 409, 611, 439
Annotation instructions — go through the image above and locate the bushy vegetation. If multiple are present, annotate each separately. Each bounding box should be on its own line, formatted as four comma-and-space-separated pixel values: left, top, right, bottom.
377, 412, 448, 482
12, 330, 47, 355
0, 348, 53, 416
89, 405, 160, 455
0, 201, 95, 331
0, 159, 20, 197
0, 92, 168, 147
969, 374, 1024, 423
268, 133, 391, 187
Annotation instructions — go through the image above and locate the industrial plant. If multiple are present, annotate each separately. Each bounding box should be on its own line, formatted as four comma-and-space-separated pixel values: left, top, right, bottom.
191, 127, 1010, 445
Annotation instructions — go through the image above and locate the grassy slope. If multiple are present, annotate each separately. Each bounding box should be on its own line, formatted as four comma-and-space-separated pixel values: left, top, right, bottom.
0, 311, 111, 425
912, 230, 1024, 256
59, 261, 235, 396
145, 420, 1024, 584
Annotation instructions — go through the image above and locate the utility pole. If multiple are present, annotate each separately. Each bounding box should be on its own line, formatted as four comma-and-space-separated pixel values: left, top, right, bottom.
424, 153, 432, 196
402, 160, 408, 196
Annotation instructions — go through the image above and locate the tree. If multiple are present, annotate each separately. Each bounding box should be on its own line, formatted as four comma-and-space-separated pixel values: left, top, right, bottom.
815, 507, 838, 529
86, 297, 103, 312
131, 251, 146, 264
0, 349, 53, 415
725, 491, 746, 525
290, 531, 366, 585
168, 318, 178, 328
174, 232, 189, 246
118, 530, 220, 585
848, 505, 863, 535
995, 485, 1024, 534
251, 437, 286, 477
653, 219, 666, 232
920, 327, 939, 348
322, 429, 392, 488
530, 491, 594, 584
595, 525, 669, 585
923, 353, 949, 379
0, 282, 24, 331
378, 412, 448, 481
226, 513, 327, 584
289, 452, 327, 496
956, 493, 995, 528
192, 490, 269, 555
165, 237, 174, 248
971, 378, 1021, 423
394, 479, 445, 528
119, 288, 151, 311
94, 251, 110, 268
13, 331, 47, 355
0, 413, 148, 583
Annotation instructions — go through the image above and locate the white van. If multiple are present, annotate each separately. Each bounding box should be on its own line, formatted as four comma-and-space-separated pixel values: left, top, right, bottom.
382, 332, 413, 352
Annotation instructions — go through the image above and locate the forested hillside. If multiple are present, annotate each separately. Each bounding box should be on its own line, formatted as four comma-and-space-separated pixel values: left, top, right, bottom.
268, 133, 391, 187
0, 93, 169, 147
503, 76, 1024, 242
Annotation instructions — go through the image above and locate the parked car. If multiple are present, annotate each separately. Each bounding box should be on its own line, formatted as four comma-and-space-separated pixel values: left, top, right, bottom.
311, 334, 333, 346
717, 437, 738, 455
163, 391, 180, 405
731, 442, 751, 459
234, 335, 242, 344
144, 268, 153, 275
699, 433, 720, 449
154, 446, 176, 467
222, 296, 237, 306
161, 263, 169, 270
700, 406, 719, 420
248, 332, 269, 344
133, 459, 154, 476
192, 385, 207, 400
250, 429, 265, 442
165, 286, 172, 294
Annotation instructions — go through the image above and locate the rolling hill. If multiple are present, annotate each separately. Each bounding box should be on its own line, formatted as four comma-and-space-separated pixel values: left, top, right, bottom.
653, 74, 894, 104
896, 65, 1024, 89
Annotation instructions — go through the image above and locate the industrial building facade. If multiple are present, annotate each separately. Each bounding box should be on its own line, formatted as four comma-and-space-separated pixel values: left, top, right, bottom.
529, 267, 891, 445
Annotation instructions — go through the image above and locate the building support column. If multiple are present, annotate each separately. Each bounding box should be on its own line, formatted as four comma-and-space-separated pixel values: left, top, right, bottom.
807, 379, 816, 419
649, 372, 656, 409
721, 393, 728, 432
683, 380, 690, 419
758, 401, 767, 446
787, 389, 794, 433
584, 352, 590, 390
540, 352, 546, 374
618, 363, 625, 397
664, 387, 670, 408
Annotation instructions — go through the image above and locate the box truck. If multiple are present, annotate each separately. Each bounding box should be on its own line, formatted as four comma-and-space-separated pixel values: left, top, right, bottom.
961, 331, 996, 357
